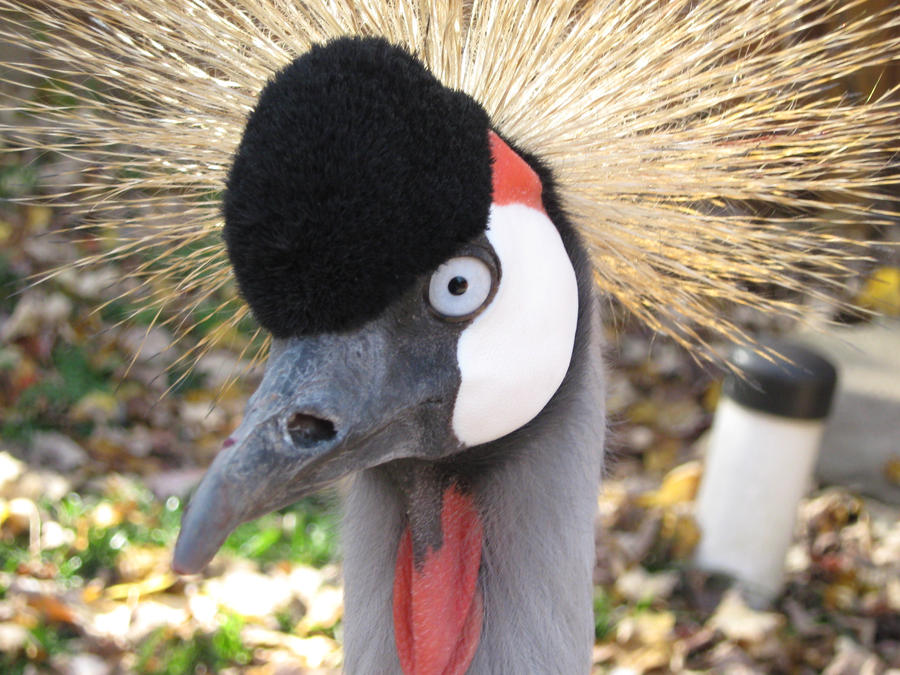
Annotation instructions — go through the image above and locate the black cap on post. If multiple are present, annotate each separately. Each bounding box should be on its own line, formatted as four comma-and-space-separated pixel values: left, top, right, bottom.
723, 341, 838, 420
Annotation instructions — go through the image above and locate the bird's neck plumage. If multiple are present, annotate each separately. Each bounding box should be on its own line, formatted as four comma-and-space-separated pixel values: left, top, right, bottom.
340, 289, 605, 674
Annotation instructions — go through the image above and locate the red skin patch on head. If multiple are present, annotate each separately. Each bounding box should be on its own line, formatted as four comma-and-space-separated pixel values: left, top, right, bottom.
488, 130, 545, 213
393, 485, 484, 675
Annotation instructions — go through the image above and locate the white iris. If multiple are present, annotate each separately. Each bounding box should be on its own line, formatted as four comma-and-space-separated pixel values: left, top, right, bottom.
428, 256, 493, 318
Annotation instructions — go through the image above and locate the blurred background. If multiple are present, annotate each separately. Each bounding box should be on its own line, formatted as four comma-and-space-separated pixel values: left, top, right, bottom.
1, 3, 899, 674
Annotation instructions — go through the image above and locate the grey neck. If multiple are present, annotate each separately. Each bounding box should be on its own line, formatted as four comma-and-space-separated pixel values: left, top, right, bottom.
340, 300, 605, 674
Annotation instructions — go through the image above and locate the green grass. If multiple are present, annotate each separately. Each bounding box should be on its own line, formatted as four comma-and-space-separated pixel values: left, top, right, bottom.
33, 77, 86, 109
0, 623, 78, 674
28, 623, 77, 658
2, 482, 338, 585
99, 299, 164, 328
0, 164, 38, 199
222, 493, 339, 568
594, 587, 617, 640
0, 659, 25, 675
0, 253, 23, 313
135, 612, 252, 675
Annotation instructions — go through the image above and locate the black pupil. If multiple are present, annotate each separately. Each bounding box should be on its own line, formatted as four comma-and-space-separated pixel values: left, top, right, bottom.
448, 276, 468, 296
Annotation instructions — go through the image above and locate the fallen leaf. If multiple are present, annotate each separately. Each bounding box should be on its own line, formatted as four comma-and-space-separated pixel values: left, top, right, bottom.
26, 593, 78, 625
659, 508, 701, 559
708, 589, 784, 645
0, 622, 29, 654
626, 400, 658, 426
822, 636, 886, 675
180, 400, 227, 435
4, 348, 39, 396
883, 457, 900, 486
614, 612, 677, 672
24, 205, 52, 230
606, 373, 641, 417
655, 399, 706, 438
29, 432, 89, 473
242, 627, 342, 669
641, 439, 681, 474
615, 566, 679, 604
623, 426, 655, 452
616, 512, 661, 565
701, 381, 721, 412
51, 652, 113, 675
0, 452, 25, 494
115, 545, 172, 583
41, 521, 75, 551
90, 603, 133, 641
297, 586, 343, 634
105, 573, 178, 601
638, 461, 703, 508
12, 469, 71, 503
287, 565, 329, 608
126, 596, 191, 642
0, 291, 72, 341
5, 497, 39, 540
706, 642, 763, 673
204, 569, 295, 620
782, 599, 829, 639
856, 266, 900, 316
617, 644, 671, 673
71, 392, 123, 425
55, 266, 119, 300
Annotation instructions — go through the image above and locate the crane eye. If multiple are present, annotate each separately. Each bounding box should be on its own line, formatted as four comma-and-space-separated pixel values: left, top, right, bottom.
428, 256, 494, 319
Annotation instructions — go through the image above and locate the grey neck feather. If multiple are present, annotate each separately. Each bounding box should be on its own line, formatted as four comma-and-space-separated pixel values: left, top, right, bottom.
340, 294, 605, 674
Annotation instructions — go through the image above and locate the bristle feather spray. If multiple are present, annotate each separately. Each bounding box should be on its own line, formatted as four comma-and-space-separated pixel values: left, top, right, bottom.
1, 0, 897, 366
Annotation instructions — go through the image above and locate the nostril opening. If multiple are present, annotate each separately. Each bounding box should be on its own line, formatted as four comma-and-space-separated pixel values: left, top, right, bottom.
287, 412, 336, 447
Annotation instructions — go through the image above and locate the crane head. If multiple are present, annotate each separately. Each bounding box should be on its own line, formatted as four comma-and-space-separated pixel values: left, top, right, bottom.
173, 36, 582, 574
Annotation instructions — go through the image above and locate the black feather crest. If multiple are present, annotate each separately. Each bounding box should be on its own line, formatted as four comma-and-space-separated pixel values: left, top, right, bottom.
223, 36, 493, 337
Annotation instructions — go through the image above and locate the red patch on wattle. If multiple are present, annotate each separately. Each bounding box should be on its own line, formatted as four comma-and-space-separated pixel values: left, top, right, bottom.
488, 130, 545, 213
393, 485, 484, 675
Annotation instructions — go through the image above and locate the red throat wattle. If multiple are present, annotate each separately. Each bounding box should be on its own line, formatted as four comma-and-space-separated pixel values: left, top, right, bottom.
392, 485, 484, 675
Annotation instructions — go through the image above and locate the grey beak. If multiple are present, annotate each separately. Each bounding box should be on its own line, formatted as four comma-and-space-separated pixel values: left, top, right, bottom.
172, 335, 349, 573
173, 324, 459, 573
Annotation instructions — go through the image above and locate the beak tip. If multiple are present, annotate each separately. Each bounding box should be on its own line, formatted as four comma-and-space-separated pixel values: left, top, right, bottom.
172, 502, 230, 575
171, 560, 194, 576
172, 536, 209, 575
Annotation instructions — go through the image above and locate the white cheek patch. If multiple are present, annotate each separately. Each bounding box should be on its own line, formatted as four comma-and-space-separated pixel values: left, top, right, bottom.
452, 203, 579, 447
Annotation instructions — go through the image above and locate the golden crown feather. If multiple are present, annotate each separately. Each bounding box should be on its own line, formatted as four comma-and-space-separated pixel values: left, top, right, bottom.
1, 0, 898, 368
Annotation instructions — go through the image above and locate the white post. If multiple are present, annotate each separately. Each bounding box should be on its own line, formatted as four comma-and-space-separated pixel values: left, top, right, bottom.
694, 342, 836, 607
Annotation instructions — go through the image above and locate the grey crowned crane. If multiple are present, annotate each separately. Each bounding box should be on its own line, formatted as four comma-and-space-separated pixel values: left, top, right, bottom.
4, 1, 895, 673
172, 38, 605, 674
